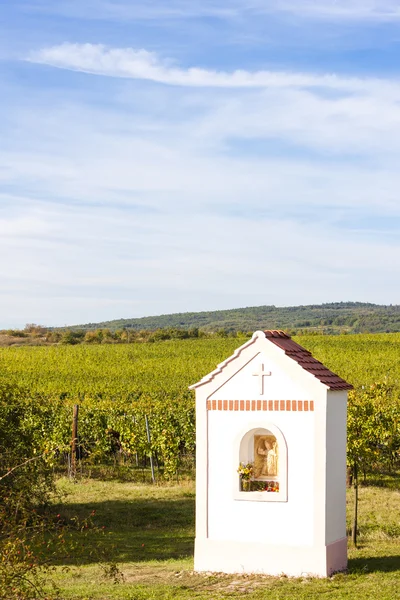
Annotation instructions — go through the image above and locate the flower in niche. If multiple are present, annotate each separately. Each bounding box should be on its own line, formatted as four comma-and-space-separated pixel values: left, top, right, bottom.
237, 462, 254, 481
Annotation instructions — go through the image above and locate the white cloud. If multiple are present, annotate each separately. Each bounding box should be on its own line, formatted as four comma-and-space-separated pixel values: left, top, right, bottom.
2, 37, 400, 326
0, 216, 51, 237
28, 43, 400, 95
24, 43, 400, 161
0, 196, 399, 328
2, 97, 400, 218
5, 51, 400, 216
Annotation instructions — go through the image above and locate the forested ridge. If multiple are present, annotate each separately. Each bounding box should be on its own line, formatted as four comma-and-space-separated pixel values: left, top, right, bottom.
73, 301, 400, 334
2, 302, 400, 348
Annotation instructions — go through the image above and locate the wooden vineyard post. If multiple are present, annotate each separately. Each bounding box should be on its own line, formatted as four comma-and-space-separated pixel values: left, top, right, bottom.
352, 463, 358, 547
132, 415, 139, 466
145, 415, 156, 483
70, 404, 79, 479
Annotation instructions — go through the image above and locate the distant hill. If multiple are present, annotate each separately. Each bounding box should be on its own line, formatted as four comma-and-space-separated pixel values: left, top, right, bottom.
72, 302, 400, 335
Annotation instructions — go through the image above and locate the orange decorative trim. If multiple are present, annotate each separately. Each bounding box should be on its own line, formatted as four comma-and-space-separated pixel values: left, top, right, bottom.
206, 400, 315, 412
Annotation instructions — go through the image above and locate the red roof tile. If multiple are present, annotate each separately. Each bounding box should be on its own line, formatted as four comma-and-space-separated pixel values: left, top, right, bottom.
264, 331, 353, 391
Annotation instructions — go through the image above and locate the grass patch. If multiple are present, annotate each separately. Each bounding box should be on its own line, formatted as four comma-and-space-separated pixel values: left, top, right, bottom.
47, 478, 400, 599
346, 484, 400, 540
53, 478, 195, 564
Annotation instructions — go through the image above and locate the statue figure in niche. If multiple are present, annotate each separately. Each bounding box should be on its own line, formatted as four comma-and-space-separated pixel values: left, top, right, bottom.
254, 435, 278, 478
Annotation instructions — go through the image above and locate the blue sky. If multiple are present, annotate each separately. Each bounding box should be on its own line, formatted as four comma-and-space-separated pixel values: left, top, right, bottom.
1, 1, 400, 328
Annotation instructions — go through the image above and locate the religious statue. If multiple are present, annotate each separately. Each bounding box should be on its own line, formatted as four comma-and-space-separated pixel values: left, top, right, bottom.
254, 435, 278, 477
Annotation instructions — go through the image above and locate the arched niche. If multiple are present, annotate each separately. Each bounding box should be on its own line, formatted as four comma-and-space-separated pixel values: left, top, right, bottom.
234, 424, 288, 502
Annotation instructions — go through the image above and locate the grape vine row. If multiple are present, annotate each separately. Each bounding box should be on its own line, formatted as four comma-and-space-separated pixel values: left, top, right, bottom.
0, 334, 399, 477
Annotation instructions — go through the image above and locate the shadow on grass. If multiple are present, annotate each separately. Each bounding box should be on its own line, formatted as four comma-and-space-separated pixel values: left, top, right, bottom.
51, 497, 195, 565
349, 554, 400, 574
51, 494, 400, 574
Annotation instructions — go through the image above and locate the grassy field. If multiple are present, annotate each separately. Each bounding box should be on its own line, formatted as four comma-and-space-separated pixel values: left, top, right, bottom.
47, 478, 400, 600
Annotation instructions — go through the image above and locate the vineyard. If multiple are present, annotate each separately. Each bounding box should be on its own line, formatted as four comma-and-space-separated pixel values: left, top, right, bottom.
1, 333, 399, 479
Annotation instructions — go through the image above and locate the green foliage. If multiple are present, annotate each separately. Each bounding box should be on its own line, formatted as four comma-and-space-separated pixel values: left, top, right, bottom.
0, 383, 118, 599
297, 333, 400, 392
0, 383, 63, 598
61, 330, 85, 345
347, 383, 400, 474
0, 383, 56, 514
0, 338, 242, 398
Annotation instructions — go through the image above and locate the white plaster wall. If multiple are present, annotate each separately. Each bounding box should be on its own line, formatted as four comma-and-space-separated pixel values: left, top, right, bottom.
209, 353, 310, 401
312, 391, 328, 548
195, 538, 336, 576
207, 410, 315, 546
195, 387, 209, 541
208, 346, 323, 402
325, 391, 348, 544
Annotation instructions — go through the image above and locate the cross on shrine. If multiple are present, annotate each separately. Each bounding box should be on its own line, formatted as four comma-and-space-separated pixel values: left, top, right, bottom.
252, 363, 272, 395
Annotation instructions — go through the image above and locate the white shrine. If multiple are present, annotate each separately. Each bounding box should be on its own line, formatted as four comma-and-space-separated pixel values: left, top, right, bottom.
189, 330, 352, 577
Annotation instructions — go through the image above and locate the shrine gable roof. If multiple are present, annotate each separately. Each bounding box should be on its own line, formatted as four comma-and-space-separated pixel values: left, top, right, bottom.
189, 330, 353, 391
263, 330, 353, 391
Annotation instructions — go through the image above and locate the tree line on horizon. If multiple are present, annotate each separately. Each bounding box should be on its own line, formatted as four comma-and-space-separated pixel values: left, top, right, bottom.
1, 302, 400, 346
63, 301, 400, 335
